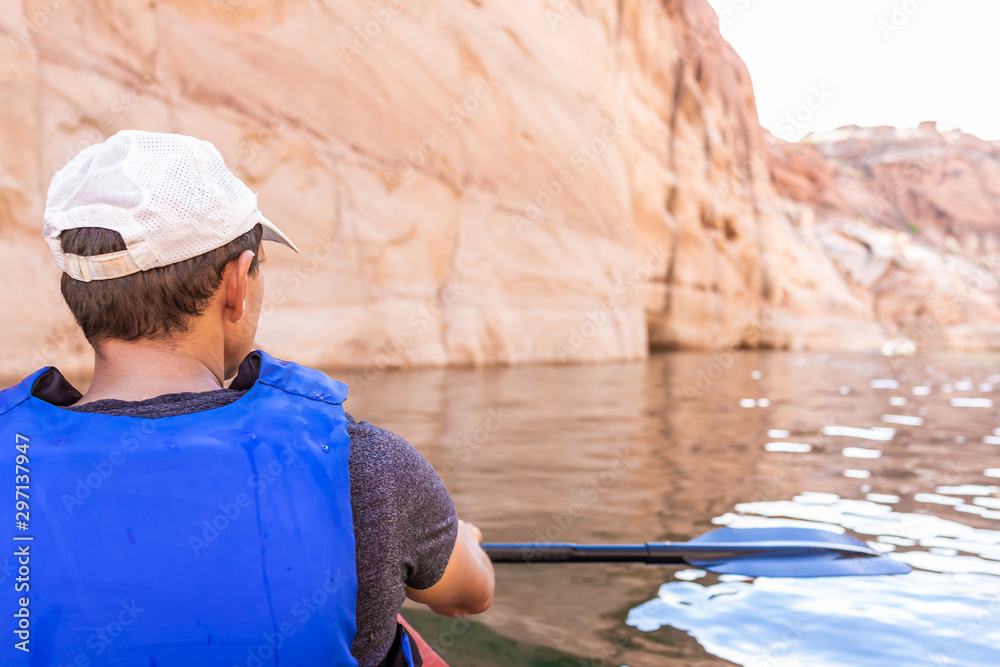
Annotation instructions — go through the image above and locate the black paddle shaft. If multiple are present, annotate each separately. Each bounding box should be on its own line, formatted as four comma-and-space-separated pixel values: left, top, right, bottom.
485, 543, 674, 564
482, 541, 879, 564
481, 528, 914, 577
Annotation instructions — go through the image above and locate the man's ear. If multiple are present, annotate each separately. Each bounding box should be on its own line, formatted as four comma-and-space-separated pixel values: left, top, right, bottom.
224, 250, 257, 323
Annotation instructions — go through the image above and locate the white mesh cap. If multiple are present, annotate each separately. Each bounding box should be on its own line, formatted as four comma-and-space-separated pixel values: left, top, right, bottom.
44, 130, 299, 281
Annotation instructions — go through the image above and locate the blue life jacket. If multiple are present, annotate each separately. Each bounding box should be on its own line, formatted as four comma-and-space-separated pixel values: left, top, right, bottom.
0, 350, 395, 666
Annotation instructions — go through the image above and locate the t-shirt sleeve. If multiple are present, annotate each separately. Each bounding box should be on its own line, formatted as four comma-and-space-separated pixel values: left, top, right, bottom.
346, 415, 459, 591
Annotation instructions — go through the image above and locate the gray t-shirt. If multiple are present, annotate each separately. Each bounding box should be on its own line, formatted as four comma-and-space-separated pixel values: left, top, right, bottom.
64, 387, 458, 666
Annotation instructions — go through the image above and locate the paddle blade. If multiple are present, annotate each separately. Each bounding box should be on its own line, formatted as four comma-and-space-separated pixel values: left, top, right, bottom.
685, 527, 912, 577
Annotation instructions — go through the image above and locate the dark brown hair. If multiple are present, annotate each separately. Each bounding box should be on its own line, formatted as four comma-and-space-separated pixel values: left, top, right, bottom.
59, 224, 263, 346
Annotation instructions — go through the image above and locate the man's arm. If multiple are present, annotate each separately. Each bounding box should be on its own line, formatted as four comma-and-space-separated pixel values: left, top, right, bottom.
405, 519, 494, 617
344, 413, 494, 619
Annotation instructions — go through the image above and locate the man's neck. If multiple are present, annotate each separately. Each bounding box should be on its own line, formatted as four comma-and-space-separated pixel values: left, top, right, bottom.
74, 339, 227, 406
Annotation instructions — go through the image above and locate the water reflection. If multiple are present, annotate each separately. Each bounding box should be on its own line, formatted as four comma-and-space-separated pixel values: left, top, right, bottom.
337, 350, 1000, 665
627, 572, 1000, 667
628, 499, 1000, 665
624, 353, 1000, 667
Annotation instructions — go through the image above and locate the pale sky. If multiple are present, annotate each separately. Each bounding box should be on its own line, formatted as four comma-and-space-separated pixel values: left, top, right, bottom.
705, 0, 1000, 142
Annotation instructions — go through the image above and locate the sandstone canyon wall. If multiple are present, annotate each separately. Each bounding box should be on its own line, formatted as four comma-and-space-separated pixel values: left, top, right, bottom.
1, 0, 998, 379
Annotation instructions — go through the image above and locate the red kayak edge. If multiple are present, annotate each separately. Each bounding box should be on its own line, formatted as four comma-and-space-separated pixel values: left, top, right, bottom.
398, 613, 450, 667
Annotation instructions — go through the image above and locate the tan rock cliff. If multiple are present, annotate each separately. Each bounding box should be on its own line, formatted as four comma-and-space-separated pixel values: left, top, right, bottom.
0, 0, 997, 380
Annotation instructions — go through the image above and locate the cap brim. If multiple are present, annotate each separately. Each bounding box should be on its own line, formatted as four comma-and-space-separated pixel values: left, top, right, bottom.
258, 214, 300, 253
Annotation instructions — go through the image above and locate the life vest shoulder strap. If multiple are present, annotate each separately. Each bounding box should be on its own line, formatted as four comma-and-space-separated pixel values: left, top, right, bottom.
0, 366, 50, 416
255, 350, 349, 406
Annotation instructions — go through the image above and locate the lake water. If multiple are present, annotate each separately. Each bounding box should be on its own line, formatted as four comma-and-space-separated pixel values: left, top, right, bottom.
344, 350, 1000, 666
11, 349, 1000, 665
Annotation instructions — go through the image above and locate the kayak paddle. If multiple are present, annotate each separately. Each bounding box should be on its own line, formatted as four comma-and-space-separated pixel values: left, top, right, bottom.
483, 526, 912, 577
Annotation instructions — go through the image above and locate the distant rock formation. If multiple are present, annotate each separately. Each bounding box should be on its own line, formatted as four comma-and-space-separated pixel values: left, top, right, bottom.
771, 124, 1000, 350
1, 0, 998, 379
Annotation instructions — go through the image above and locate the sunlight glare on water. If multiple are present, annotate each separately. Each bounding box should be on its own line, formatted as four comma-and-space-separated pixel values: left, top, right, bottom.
623, 355, 1000, 667
627, 495, 1000, 666
627, 572, 1000, 667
